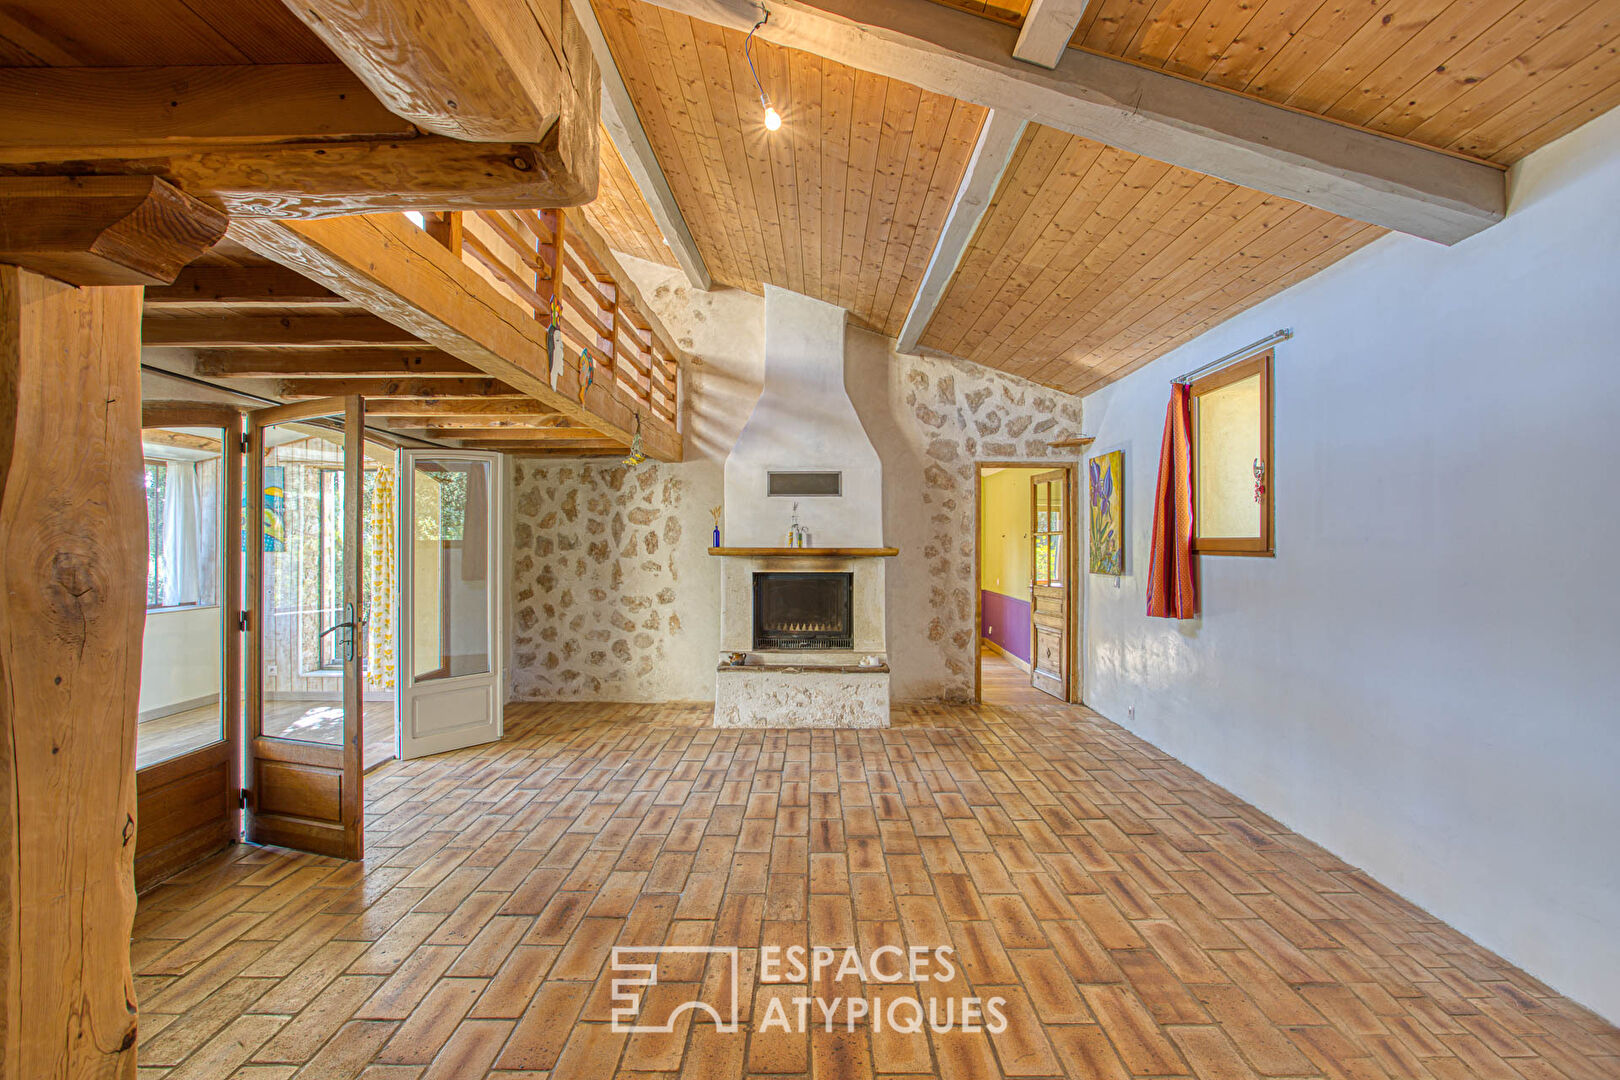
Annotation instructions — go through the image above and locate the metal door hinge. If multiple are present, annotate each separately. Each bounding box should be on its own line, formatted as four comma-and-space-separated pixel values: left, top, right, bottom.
239, 789, 249, 808
238, 610, 250, 632
240, 433, 250, 454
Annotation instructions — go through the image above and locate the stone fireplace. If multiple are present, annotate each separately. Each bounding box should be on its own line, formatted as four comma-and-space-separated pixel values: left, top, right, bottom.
712, 286, 891, 728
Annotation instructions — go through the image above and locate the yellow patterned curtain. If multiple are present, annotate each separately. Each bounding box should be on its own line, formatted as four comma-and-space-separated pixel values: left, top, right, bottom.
365, 465, 397, 692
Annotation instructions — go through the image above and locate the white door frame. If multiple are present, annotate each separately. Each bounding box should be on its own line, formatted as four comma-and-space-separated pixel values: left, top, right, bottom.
396, 448, 505, 759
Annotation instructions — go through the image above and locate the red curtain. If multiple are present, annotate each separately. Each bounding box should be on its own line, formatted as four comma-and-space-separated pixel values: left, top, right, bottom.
1146, 384, 1198, 619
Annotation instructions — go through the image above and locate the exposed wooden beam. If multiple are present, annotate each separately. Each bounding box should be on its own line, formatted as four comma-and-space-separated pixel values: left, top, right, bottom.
231, 213, 681, 460
569, 0, 711, 289
0, 130, 597, 218
0, 176, 225, 286
389, 414, 569, 428
361, 398, 559, 418
145, 267, 345, 308
1012, 0, 1095, 69
284, 0, 600, 200
480, 441, 626, 455
142, 314, 422, 348
635, 0, 1505, 243
141, 428, 224, 452
0, 264, 142, 1076
278, 377, 526, 399
413, 425, 604, 440
193, 349, 475, 378
896, 109, 1024, 355
141, 400, 245, 427
0, 65, 414, 147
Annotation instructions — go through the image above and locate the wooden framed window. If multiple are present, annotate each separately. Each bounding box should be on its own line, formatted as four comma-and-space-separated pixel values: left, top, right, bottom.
1190, 350, 1273, 556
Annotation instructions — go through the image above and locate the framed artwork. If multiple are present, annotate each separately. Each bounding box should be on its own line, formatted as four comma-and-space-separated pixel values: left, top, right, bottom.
1088, 450, 1124, 575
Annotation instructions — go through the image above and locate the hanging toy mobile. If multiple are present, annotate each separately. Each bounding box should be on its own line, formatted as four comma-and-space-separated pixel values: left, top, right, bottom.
621, 412, 647, 466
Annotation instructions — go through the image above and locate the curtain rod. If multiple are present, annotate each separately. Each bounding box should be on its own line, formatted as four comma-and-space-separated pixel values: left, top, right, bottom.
139, 364, 453, 449
1171, 328, 1292, 385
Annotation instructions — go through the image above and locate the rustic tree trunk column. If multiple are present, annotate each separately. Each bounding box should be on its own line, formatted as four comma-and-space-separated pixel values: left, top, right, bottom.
0, 265, 145, 1077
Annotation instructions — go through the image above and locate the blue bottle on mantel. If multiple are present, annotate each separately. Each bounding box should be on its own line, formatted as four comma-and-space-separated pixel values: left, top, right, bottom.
712, 525, 721, 547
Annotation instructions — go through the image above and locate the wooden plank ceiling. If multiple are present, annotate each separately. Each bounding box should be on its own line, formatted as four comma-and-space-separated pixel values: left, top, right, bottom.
917, 124, 1385, 396
580, 0, 1620, 394
590, 0, 986, 335
1065, 0, 1620, 165
584, 125, 678, 269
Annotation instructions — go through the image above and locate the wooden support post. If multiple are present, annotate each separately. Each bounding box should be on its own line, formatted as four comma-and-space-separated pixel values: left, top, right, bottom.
424, 211, 464, 257
0, 264, 144, 1078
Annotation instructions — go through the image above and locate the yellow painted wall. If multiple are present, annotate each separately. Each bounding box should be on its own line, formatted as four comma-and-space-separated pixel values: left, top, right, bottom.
979, 468, 1040, 597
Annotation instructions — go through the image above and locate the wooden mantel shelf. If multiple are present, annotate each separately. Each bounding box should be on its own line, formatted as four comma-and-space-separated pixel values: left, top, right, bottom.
708, 547, 899, 558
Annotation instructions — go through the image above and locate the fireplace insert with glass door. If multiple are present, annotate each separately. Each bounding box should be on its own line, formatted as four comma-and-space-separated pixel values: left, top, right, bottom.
753, 572, 854, 650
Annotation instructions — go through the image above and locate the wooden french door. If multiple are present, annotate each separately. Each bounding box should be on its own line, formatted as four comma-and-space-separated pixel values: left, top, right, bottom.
1029, 468, 1070, 701
244, 396, 365, 860
396, 448, 504, 759
134, 402, 244, 890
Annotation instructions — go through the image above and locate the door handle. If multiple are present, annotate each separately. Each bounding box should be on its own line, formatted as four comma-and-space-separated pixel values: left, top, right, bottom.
318, 602, 358, 662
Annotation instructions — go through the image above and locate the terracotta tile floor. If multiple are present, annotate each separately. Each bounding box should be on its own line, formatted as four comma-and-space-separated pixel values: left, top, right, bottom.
131, 701, 1620, 1079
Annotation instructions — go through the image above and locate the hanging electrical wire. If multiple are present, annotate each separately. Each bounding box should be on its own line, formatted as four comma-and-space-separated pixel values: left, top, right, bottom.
745, 8, 781, 131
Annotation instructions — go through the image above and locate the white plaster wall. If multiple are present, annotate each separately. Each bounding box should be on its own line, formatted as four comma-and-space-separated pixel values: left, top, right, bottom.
506, 262, 1086, 701
139, 606, 222, 718
724, 286, 884, 548
1081, 106, 1620, 1023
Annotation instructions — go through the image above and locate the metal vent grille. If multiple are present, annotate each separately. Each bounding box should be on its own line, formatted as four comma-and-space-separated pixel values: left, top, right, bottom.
767, 471, 842, 497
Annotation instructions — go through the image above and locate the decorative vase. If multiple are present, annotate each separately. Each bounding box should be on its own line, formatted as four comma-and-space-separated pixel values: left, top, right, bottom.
712, 525, 721, 547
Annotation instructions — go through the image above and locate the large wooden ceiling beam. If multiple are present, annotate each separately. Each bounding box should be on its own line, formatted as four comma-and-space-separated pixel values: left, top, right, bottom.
284, 0, 600, 200
279, 377, 527, 398
636, 0, 1505, 243
412, 425, 604, 440
0, 65, 414, 147
0, 176, 225, 286
1013, 0, 1096, 70
193, 350, 475, 378
896, 109, 1024, 354
362, 398, 560, 418
0, 132, 595, 218
146, 267, 345, 308
230, 213, 680, 460
142, 314, 421, 348
569, 0, 711, 289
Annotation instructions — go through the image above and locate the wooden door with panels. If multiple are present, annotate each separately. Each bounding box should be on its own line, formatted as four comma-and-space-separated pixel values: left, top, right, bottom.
244, 395, 366, 860
1029, 468, 1070, 701
397, 448, 504, 758
134, 401, 245, 890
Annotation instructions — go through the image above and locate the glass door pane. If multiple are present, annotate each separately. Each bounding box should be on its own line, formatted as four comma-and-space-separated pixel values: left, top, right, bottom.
410, 457, 491, 682
258, 418, 351, 745
137, 424, 227, 770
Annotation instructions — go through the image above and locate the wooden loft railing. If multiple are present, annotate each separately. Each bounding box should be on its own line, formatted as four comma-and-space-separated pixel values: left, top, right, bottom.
421, 208, 684, 439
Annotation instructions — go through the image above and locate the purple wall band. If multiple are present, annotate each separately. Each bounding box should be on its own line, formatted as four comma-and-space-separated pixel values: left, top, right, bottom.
980, 590, 1031, 663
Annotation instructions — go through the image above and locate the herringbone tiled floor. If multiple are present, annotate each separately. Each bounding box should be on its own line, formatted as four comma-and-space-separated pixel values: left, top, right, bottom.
132, 701, 1620, 1078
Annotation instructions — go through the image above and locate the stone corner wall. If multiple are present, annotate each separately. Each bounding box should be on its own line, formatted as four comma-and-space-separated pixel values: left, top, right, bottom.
508, 459, 714, 702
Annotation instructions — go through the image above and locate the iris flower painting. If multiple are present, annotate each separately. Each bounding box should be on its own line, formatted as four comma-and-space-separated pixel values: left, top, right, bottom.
1088, 451, 1124, 575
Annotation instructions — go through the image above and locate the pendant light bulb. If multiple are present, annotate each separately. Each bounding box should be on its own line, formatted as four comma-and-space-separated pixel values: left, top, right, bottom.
764, 104, 782, 131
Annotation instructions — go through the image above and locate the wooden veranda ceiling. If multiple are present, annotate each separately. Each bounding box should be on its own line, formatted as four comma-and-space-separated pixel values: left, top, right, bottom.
591, 0, 987, 335
581, 0, 1620, 395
